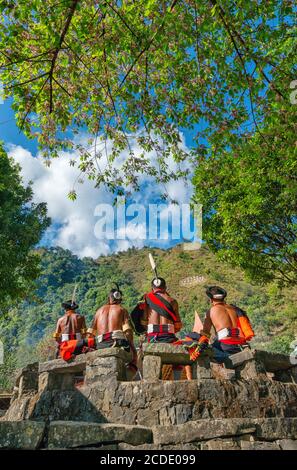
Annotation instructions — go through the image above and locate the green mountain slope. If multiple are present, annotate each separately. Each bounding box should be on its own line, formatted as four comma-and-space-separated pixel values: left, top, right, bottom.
0, 244, 296, 389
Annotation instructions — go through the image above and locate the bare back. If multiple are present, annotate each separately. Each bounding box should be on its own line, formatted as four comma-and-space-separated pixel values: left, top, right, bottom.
91, 303, 130, 335
55, 312, 86, 336
203, 302, 238, 334
147, 291, 180, 326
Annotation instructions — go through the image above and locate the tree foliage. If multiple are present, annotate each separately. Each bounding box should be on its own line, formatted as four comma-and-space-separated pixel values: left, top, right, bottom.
0, 1, 296, 285
0, 0, 295, 195
193, 105, 297, 284
0, 144, 50, 308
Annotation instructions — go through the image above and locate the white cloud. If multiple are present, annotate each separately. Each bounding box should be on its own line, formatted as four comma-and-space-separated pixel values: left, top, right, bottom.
8, 134, 193, 258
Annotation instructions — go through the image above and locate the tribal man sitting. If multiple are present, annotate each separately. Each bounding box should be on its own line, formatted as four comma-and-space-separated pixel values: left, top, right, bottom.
87, 284, 138, 374
137, 277, 182, 344
133, 277, 183, 380
53, 300, 94, 361
178, 286, 255, 366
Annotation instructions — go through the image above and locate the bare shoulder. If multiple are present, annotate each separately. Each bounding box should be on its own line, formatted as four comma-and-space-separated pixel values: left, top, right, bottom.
164, 292, 177, 304
95, 306, 105, 316
209, 304, 225, 317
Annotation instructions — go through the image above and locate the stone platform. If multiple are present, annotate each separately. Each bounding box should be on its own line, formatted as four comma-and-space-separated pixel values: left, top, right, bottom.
0, 418, 297, 450
1, 345, 297, 449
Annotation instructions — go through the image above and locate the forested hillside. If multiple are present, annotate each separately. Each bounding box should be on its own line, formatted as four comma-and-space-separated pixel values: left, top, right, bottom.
0, 244, 296, 390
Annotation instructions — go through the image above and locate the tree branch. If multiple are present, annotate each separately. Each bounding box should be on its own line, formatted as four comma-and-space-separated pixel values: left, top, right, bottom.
48, 0, 80, 113
20, 75, 49, 130
210, 0, 286, 99
5, 72, 49, 90
210, 0, 269, 144
52, 76, 72, 98
119, 0, 179, 88
0, 48, 55, 69
105, 1, 141, 41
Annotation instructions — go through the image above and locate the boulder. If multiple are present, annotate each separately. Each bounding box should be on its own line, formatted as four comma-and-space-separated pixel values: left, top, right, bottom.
194, 357, 214, 381
85, 444, 119, 450
225, 349, 254, 367
236, 359, 266, 380
38, 372, 75, 392
47, 421, 153, 448
118, 442, 199, 450
0, 421, 45, 449
137, 407, 159, 426
119, 443, 162, 450
142, 343, 192, 365
143, 356, 162, 381
153, 418, 256, 445
211, 364, 236, 380
201, 439, 240, 450
85, 356, 127, 384
255, 418, 297, 440
39, 348, 131, 374
143, 343, 213, 365
277, 439, 297, 450
11, 363, 39, 400
4, 394, 38, 421
254, 350, 293, 372
14, 362, 39, 387
225, 350, 293, 373
240, 441, 280, 450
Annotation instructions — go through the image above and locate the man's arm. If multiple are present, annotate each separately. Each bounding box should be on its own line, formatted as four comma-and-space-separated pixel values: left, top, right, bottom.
87, 311, 99, 337
140, 301, 149, 328
186, 309, 212, 361
201, 309, 212, 337
122, 309, 133, 342
172, 299, 182, 332
122, 309, 137, 366
53, 319, 62, 343
80, 315, 87, 338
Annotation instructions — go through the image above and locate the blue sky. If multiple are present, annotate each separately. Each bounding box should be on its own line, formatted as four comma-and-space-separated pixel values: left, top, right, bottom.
1, 98, 198, 258
0, 99, 38, 154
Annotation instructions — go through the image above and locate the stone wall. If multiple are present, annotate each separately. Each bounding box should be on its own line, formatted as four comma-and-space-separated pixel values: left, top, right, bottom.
12, 376, 297, 426
1, 346, 297, 449
0, 418, 297, 450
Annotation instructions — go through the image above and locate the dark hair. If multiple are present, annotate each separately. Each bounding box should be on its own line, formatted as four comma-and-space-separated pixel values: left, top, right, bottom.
109, 286, 123, 302
151, 277, 166, 289
206, 286, 227, 300
62, 300, 79, 310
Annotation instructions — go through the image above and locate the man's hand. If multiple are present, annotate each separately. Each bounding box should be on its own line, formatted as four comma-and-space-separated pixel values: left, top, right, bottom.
197, 334, 209, 351
174, 321, 182, 333
187, 334, 209, 361
86, 328, 96, 338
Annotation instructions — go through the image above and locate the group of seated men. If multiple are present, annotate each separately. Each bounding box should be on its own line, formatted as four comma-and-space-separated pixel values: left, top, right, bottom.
53, 278, 254, 374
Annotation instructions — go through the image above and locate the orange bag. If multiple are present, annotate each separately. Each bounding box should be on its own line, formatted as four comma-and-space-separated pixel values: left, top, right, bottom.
59, 339, 77, 361
233, 305, 255, 341
59, 338, 95, 361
